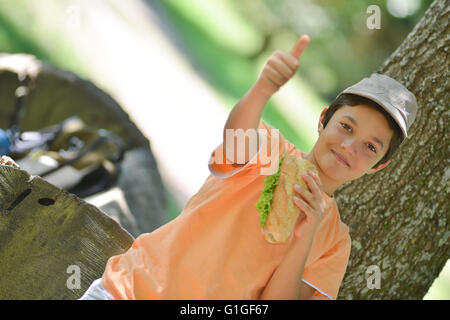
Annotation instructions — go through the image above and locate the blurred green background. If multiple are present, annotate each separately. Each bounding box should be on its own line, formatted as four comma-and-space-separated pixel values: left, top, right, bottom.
0, 0, 447, 299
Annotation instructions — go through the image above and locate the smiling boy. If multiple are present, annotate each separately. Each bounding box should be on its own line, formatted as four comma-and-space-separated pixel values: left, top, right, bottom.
79, 34, 418, 300
224, 35, 417, 299
306, 100, 398, 196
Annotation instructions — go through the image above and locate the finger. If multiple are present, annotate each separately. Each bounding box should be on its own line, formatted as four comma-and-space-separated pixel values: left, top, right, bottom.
293, 195, 321, 224
290, 34, 310, 61
294, 183, 314, 208
309, 171, 323, 190
293, 195, 312, 214
265, 64, 287, 86
269, 54, 294, 79
303, 173, 327, 212
278, 51, 299, 72
301, 173, 317, 191
301, 173, 322, 206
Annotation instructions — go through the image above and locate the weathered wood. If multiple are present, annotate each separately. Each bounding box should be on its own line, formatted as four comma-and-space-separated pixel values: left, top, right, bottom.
337, 0, 449, 299
0, 53, 168, 237
0, 53, 170, 299
0, 163, 134, 299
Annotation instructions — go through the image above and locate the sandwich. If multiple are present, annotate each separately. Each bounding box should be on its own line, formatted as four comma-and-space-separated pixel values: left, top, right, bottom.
256, 152, 318, 244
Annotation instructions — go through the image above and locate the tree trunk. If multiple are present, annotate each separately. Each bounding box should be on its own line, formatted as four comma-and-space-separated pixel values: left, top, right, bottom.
337, 0, 449, 299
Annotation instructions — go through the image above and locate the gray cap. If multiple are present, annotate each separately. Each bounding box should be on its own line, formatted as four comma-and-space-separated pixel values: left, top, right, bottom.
338, 73, 418, 140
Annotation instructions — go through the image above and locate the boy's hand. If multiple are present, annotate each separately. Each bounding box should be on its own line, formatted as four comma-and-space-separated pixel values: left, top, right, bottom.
292, 171, 326, 239
255, 34, 310, 97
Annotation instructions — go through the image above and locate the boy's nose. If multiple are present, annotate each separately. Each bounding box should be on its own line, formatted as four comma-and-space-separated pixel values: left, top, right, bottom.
341, 138, 356, 156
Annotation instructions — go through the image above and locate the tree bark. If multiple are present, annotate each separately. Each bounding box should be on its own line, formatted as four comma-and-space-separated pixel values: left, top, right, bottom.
337, 0, 449, 299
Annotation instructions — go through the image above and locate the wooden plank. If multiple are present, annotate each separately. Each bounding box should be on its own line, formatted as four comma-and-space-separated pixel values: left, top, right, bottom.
0, 163, 134, 299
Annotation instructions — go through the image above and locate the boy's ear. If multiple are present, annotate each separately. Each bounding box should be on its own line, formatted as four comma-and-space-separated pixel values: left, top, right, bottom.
318, 107, 328, 134
366, 159, 391, 175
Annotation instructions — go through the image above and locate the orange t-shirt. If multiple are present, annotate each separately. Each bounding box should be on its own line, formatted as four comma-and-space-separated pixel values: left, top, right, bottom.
101, 120, 351, 300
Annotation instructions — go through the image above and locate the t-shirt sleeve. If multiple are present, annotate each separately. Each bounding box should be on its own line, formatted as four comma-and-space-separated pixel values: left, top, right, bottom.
208, 120, 287, 178
301, 230, 352, 300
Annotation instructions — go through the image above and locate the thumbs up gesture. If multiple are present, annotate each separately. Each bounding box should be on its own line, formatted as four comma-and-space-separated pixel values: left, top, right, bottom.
255, 34, 310, 97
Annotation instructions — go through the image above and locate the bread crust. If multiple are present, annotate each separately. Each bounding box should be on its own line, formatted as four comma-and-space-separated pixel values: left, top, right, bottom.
262, 154, 318, 243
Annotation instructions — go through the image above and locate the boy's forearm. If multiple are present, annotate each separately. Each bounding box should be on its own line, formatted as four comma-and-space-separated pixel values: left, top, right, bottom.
223, 35, 309, 165
223, 83, 271, 163
260, 232, 315, 300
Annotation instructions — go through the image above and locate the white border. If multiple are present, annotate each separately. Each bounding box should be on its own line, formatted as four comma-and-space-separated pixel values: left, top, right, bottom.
301, 278, 333, 300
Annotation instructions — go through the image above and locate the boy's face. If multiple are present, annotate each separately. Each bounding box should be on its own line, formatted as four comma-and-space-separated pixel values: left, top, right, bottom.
310, 104, 394, 189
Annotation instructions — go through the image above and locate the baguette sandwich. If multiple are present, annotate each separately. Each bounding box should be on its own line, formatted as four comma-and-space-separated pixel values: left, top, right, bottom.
256, 152, 318, 244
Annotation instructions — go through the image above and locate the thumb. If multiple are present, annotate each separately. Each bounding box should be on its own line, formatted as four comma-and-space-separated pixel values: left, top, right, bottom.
290, 34, 310, 61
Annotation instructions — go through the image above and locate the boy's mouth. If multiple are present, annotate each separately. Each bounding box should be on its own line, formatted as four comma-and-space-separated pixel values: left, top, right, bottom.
331, 150, 350, 167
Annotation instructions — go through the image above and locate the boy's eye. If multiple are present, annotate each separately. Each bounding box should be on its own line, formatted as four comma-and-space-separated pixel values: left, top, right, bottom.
340, 122, 377, 153
340, 122, 351, 131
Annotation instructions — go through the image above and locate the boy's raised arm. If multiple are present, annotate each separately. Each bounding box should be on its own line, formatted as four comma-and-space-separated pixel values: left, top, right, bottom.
223, 35, 310, 165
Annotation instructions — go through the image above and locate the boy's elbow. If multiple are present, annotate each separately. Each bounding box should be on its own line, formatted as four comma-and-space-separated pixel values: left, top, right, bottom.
223, 137, 258, 165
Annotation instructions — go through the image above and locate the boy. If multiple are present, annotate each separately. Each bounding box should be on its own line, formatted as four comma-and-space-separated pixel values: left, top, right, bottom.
80, 34, 418, 300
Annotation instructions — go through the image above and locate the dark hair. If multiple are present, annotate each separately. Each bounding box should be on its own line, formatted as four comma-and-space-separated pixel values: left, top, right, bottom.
322, 93, 404, 169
